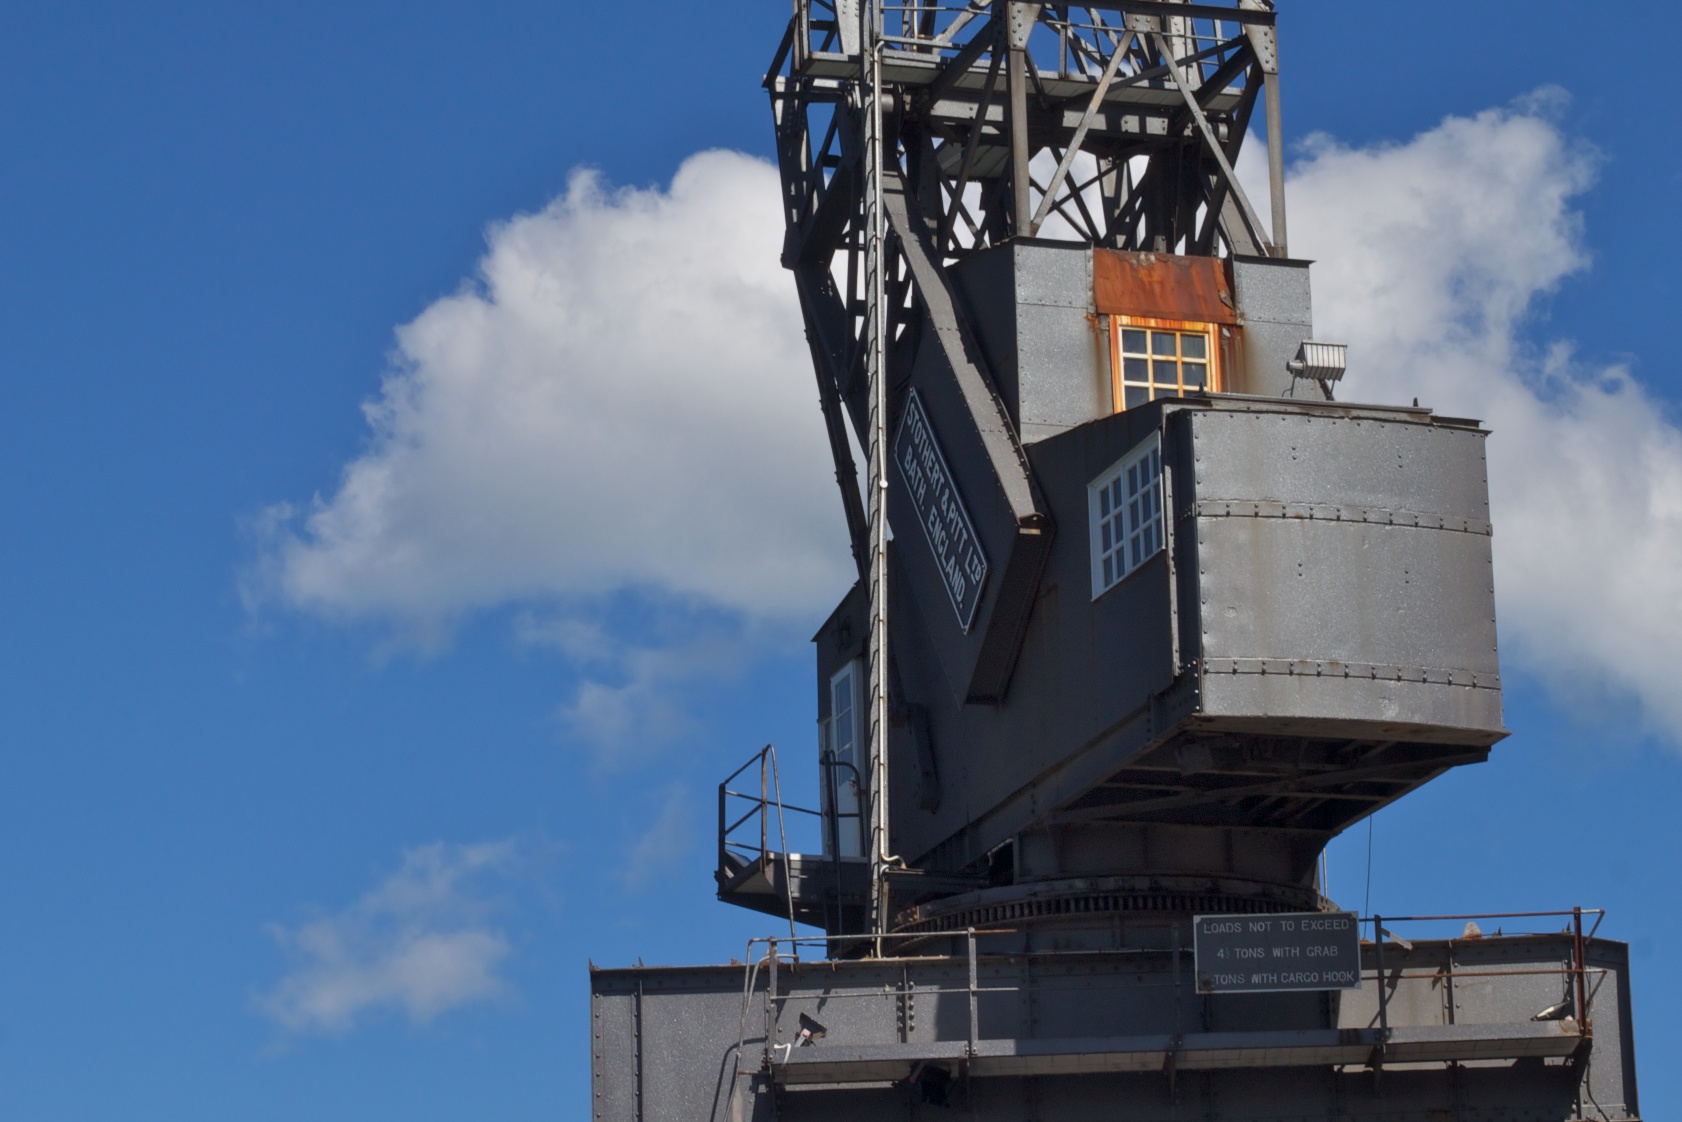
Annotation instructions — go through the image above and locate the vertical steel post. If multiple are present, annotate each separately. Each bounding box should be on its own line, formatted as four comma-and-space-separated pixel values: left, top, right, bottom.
1006, 4, 1034, 232
1373, 916, 1389, 1038
763, 938, 779, 1068
1238, 1, 1289, 253
822, 750, 843, 933
633, 977, 644, 1121
1173, 924, 1184, 1035
860, 0, 893, 952
716, 780, 727, 888
1263, 76, 1288, 255
1573, 906, 1589, 1035
967, 927, 979, 1057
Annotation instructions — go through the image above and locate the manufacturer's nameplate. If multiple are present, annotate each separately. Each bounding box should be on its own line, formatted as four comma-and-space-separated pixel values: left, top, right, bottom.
895, 389, 989, 631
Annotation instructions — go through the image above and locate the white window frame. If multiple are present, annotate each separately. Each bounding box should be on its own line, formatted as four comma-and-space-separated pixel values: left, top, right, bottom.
1089, 432, 1166, 600
821, 660, 864, 858
829, 661, 860, 767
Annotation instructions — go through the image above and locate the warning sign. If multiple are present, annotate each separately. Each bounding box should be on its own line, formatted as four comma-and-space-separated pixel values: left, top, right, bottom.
1193, 911, 1363, 994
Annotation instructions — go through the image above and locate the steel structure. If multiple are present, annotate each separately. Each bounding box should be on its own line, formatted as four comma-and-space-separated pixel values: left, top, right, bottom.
768, 1, 1294, 934
590, 3, 1644, 1118
594, 913, 1639, 1119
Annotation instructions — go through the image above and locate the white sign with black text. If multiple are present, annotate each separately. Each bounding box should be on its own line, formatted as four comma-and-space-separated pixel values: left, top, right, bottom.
893, 389, 989, 631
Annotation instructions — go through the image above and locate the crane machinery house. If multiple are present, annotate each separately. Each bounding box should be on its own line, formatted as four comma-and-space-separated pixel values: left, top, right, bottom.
591, 3, 1642, 1120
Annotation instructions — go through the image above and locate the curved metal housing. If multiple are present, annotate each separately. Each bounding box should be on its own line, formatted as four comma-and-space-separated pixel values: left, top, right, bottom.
813, 391, 1504, 898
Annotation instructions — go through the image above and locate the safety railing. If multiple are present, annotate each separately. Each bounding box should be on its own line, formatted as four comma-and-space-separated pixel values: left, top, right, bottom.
817, 749, 865, 862
717, 742, 864, 877
734, 907, 1612, 1075
723, 746, 874, 948
718, 745, 808, 881
735, 928, 1018, 1073
1365, 908, 1605, 1044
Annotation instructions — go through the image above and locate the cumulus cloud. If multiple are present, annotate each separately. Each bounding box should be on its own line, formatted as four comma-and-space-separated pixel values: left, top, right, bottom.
1287, 96, 1682, 737
253, 150, 848, 634
255, 100, 1682, 745
256, 841, 515, 1033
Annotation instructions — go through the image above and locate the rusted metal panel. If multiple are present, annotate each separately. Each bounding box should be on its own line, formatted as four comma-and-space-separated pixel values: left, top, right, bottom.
1094, 249, 1238, 324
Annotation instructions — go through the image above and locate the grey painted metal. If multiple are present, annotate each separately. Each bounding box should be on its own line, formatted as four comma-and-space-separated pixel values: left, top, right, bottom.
1189, 405, 1503, 738
881, 173, 1053, 704
603, 4, 1644, 1120
771, 3, 1287, 264
768, 3, 1293, 535
591, 931, 1638, 1120
769, 2, 1311, 715
1230, 254, 1313, 396
824, 397, 1506, 885
773, 1021, 1580, 1082
952, 242, 1111, 444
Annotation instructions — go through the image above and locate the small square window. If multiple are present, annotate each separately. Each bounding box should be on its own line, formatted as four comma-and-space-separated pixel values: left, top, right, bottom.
1089, 433, 1165, 599
1111, 317, 1222, 411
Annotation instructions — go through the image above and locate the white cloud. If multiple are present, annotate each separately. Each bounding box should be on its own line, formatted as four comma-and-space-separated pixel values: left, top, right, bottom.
256, 841, 515, 1033
1287, 96, 1682, 739
255, 102, 1682, 745
515, 611, 751, 768
254, 150, 849, 635
621, 784, 695, 892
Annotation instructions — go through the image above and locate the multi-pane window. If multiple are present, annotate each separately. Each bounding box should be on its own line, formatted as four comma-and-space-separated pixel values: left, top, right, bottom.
1112, 317, 1219, 410
1089, 434, 1165, 599
821, 661, 863, 858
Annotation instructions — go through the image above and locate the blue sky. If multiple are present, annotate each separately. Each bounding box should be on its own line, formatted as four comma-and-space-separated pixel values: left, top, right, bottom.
2, 3, 1679, 1119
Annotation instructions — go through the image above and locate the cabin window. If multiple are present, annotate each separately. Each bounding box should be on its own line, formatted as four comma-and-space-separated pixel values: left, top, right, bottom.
1111, 316, 1221, 411
821, 660, 864, 858
1089, 433, 1164, 599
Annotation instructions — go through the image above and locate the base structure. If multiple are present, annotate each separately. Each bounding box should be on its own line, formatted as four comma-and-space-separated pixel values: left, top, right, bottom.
590, 906, 1638, 1121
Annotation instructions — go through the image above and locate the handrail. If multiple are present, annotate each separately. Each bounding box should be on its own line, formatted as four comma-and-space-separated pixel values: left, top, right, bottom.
1366, 908, 1604, 925
739, 911, 1607, 1073
718, 743, 869, 937
1366, 906, 1601, 1046
819, 750, 865, 906
717, 745, 812, 942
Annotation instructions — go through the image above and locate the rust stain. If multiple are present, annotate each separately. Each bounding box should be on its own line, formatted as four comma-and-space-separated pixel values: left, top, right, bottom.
1094, 248, 1237, 324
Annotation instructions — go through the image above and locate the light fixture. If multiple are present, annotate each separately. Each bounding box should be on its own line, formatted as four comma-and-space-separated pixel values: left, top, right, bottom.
1287, 340, 1349, 388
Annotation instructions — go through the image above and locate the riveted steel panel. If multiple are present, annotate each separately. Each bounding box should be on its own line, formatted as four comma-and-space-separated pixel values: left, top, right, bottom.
592, 935, 1636, 1120
953, 241, 1109, 445
1188, 408, 1490, 519
1230, 256, 1312, 396
1186, 407, 1503, 738
1014, 301, 1109, 441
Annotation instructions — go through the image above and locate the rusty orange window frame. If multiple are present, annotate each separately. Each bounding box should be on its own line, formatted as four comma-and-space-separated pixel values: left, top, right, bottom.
1109, 314, 1222, 413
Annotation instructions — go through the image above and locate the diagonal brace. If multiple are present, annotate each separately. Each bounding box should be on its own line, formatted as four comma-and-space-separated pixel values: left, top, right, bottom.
1028, 29, 1136, 235
1152, 31, 1273, 256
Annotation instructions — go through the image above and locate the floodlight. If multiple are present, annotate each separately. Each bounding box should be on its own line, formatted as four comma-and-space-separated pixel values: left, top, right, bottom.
1287, 340, 1348, 382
